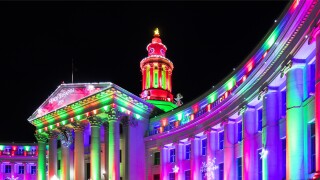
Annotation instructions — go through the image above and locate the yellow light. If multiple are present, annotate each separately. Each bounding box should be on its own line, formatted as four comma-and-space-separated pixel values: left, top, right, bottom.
154, 28, 160, 36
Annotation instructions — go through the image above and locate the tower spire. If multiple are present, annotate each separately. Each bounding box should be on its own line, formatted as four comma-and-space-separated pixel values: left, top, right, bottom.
154, 28, 160, 37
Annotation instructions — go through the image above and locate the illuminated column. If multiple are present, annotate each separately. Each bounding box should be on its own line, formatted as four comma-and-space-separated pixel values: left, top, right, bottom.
88, 117, 102, 180
310, 25, 320, 179
35, 133, 47, 180
73, 123, 85, 180
243, 107, 257, 180
122, 118, 129, 180
61, 144, 70, 180
48, 132, 58, 179
104, 123, 109, 179
175, 141, 183, 179
263, 89, 281, 179
224, 120, 236, 180
286, 60, 308, 179
206, 129, 218, 178
23, 162, 27, 180
190, 136, 200, 180
107, 109, 120, 180
160, 145, 168, 180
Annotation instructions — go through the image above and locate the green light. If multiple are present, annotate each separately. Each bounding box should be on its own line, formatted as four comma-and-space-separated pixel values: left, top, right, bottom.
162, 68, 166, 89
208, 92, 217, 103
57, 109, 68, 119
176, 112, 183, 120
120, 107, 125, 112
146, 66, 150, 89
226, 77, 236, 91
39, 129, 42, 133
135, 114, 141, 119
263, 27, 279, 50
76, 115, 81, 120
24, 146, 30, 151
147, 100, 177, 112
49, 125, 53, 129
0, 145, 4, 151
154, 70, 158, 88
61, 120, 66, 125
103, 106, 109, 111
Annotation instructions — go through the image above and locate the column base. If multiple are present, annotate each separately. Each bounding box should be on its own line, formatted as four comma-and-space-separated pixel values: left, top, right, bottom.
313, 171, 320, 179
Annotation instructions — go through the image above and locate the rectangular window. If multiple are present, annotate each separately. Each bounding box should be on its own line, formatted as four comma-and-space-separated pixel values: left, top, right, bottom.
162, 68, 166, 89
282, 138, 286, 179
169, 172, 175, 180
153, 174, 160, 180
201, 139, 207, 156
31, 165, 36, 174
219, 131, 224, 150
5, 165, 11, 173
258, 149, 263, 180
309, 63, 315, 95
185, 170, 191, 180
154, 152, 160, 165
237, 157, 242, 180
281, 90, 287, 117
219, 163, 224, 180
186, 144, 191, 160
238, 121, 242, 142
258, 108, 263, 131
18, 165, 24, 174
154, 70, 158, 88
310, 122, 316, 172
170, 149, 175, 163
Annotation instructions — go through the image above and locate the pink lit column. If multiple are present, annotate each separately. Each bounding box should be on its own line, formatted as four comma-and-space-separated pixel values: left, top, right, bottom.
175, 141, 183, 179
61, 140, 71, 180
263, 89, 281, 179
224, 121, 236, 180
48, 132, 58, 179
160, 145, 168, 180
243, 107, 257, 180
190, 136, 200, 180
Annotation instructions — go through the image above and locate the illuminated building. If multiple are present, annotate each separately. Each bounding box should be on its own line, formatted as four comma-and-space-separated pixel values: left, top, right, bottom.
27, 0, 319, 179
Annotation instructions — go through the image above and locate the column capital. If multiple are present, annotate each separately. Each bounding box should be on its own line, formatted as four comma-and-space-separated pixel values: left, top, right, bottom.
35, 133, 48, 143
72, 122, 85, 132
307, 21, 319, 44
258, 86, 268, 100
106, 108, 119, 121
280, 59, 293, 78
58, 128, 73, 148
88, 116, 103, 127
48, 131, 59, 139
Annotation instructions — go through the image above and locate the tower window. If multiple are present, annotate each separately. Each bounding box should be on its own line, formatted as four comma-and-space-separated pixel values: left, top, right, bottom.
185, 144, 191, 160
282, 138, 286, 179
169, 172, 175, 180
201, 138, 207, 156
185, 170, 191, 180
18, 165, 24, 174
219, 163, 224, 180
310, 122, 316, 172
258, 149, 263, 180
238, 121, 242, 142
5, 165, 11, 173
31, 166, 37, 174
281, 90, 286, 117
169, 148, 175, 163
257, 109, 263, 131
154, 152, 160, 165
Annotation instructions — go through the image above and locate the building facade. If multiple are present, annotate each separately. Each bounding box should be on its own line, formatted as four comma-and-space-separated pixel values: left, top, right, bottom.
27, 0, 319, 179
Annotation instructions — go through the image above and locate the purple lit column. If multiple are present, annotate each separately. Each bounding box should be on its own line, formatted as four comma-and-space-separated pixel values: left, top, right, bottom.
190, 136, 200, 180
224, 121, 236, 180
108, 118, 120, 180
205, 129, 218, 178
243, 107, 257, 180
104, 123, 109, 179
286, 60, 308, 179
160, 145, 168, 180
263, 89, 281, 179
48, 132, 58, 179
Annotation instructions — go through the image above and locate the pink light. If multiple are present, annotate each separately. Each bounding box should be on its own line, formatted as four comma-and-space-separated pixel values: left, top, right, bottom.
56, 123, 60, 127
190, 114, 194, 120
263, 51, 268, 58
86, 112, 90, 117
161, 118, 168, 126
246, 60, 254, 72
159, 127, 164, 133
45, 127, 48, 131
70, 118, 74, 122
207, 104, 212, 112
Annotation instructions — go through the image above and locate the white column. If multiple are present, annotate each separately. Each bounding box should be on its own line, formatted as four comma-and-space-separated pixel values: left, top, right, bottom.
224, 121, 236, 179
160, 145, 168, 180
175, 141, 183, 180
107, 109, 120, 180
190, 136, 200, 180
88, 117, 102, 180
48, 132, 58, 179
73, 124, 85, 180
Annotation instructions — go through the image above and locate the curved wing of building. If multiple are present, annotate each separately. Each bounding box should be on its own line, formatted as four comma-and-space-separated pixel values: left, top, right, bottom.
25, 0, 319, 180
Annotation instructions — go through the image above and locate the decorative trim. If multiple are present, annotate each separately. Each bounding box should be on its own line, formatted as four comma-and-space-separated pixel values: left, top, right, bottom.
71, 122, 85, 132
35, 133, 48, 143
258, 86, 269, 100
280, 59, 292, 78
88, 115, 103, 127
58, 128, 73, 148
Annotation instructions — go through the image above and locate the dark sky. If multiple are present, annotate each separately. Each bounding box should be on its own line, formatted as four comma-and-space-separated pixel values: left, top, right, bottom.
0, 1, 288, 142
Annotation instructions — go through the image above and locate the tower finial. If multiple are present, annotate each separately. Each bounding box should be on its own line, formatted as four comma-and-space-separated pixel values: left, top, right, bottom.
154, 28, 160, 37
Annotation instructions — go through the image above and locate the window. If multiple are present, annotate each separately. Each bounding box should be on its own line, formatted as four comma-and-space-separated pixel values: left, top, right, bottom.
219, 163, 224, 180
281, 90, 286, 117
153, 174, 160, 180
258, 149, 263, 180
58, 160, 61, 170
154, 152, 160, 165
185, 170, 191, 180
309, 63, 315, 95
185, 144, 191, 160
282, 138, 286, 179
257, 108, 263, 131
310, 123, 316, 172
170, 149, 175, 163
169, 172, 175, 180
238, 121, 242, 142
31, 165, 36, 174
5, 165, 11, 173
18, 165, 24, 174
201, 139, 207, 156
219, 131, 224, 150
237, 157, 242, 180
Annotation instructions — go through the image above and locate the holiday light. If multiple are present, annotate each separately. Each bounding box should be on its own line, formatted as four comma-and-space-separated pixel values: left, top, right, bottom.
172, 165, 179, 173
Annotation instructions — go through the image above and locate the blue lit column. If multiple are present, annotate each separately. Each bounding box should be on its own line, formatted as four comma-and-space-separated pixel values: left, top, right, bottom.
263, 88, 281, 179
190, 136, 200, 180
243, 106, 257, 180
286, 60, 308, 179
224, 120, 236, 180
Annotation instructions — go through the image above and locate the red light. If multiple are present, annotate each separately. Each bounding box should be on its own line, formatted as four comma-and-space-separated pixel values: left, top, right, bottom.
86, 112, 90, 117
174, 121, 180, 127
159, 127, 164, 133
161, 118, 168, 126
12, 146, 16, 151
56, 123, 60, 127
24, 151, 27, 156
190, 114, 194, 120
247, 60, 254, 72
207, 104, 212, 112
93, 110, 97, 114
70, 118, 74, 122
224, 91, 228, 98
45, 127, 48, 131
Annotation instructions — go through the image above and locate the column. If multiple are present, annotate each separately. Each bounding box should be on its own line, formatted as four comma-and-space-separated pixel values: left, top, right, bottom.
263, 89, 281, 179
122, 118, 130, 180
104, 123, 109, 180
23, 162, 27, 180
242, 107, 257, 180
190, 136, 200, 180
73, 124, 85, 180
61, 144, 70, 180
89, 117, 103, 180
286, 60, 308, 179
310, 25, 320, 179
160, 145, 168, 180
48, 132, 58, 179
35, 133, 47, 180
224, 121, 236, 180
107, 109, 120, 180
175, 141, 183, 180
205, 129, 218, 179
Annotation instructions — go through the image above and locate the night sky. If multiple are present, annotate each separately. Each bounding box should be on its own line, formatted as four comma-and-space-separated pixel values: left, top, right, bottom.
0, 1, 288, 142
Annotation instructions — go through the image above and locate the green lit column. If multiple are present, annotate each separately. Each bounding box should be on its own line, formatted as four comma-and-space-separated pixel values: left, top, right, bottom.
285, 60, 308, 179
104, 122, 109, 180
107, 108, 120, 180
88, 116, 103, 180
35, 133, 47, 180
48, 131, 58, 179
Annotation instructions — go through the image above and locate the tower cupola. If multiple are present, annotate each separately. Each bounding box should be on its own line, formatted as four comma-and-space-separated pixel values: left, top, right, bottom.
140, 28, 177, 112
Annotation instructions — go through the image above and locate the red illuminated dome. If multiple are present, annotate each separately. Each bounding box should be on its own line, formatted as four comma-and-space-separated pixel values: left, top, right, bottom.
140, 28, 177, 112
